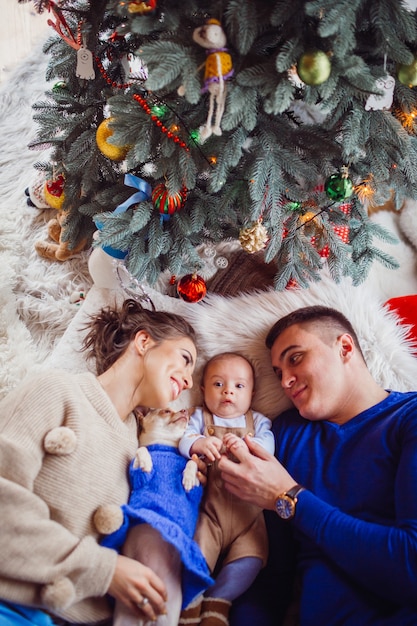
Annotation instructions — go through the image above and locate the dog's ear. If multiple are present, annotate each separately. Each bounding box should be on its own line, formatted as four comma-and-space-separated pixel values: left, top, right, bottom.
133, 406, 149, 435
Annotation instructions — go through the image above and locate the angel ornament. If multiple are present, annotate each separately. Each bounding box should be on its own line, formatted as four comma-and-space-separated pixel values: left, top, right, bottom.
181, 19, 233, 142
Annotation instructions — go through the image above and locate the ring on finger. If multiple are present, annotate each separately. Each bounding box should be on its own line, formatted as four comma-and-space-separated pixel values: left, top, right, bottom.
137, 597, 149, 609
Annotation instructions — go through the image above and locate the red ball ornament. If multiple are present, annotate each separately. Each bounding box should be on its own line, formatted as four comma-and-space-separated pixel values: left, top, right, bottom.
152, 183, 187, 217
177, 273, 207, 303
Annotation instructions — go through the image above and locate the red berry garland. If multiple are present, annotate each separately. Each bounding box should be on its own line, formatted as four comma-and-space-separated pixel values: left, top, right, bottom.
133, 94, 190, 151
95, 56, 132, 90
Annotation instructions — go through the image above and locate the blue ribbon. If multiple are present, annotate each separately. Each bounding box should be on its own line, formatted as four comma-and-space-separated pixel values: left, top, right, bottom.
96, 174, 152, 259
113, 173, 152, 214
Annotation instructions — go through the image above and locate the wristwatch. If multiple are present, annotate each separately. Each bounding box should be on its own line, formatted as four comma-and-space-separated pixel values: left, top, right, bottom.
275, 484, 306, 520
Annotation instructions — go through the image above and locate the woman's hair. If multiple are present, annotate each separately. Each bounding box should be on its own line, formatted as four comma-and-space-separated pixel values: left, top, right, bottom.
82, 299, 197, 375
265, 305, 365, 360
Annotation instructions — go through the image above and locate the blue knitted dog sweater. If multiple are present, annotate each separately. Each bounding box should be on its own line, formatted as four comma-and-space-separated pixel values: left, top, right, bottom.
101, 444, 213, 608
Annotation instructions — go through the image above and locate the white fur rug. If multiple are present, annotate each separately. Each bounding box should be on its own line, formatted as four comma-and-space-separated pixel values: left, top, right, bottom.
2, 41, 417, 406
46, 273, 417, 420
0, 43, 92, 399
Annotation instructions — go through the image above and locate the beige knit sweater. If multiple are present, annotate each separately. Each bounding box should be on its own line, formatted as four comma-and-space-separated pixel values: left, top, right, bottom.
0, 370, 138, 623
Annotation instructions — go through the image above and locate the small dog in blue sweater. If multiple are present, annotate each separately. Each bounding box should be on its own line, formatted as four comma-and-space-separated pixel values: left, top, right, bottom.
99, 407, 213, 626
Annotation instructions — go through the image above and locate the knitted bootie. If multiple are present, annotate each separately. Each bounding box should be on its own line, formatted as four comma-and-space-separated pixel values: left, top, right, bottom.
178, 595, 203, 625
200, 597, 232, 626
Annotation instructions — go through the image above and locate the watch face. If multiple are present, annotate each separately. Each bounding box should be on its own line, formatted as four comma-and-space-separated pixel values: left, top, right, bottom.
275, 495, 295, 520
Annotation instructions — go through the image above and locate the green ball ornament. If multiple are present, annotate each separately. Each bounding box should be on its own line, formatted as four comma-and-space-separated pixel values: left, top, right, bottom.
325, 173, 354, 201
286, 200, 302, 212
297, 50, 331, 86
52, 81, 67, 92
150, 104, 168, 118
397, 58, 417, 87
189, 129, 201, 144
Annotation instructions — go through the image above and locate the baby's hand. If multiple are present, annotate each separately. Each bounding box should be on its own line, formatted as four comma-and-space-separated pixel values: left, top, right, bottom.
223, 433, 247, 463
190, 436, 223, 463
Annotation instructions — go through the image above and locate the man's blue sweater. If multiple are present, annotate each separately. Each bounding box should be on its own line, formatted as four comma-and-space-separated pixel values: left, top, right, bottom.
231, 390, 417, 626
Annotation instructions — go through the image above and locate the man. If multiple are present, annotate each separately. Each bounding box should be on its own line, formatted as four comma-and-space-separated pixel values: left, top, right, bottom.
219, 305, 417, 625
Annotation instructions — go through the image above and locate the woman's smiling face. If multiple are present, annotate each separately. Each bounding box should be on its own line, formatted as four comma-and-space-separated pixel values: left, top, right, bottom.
139, 336, 197, 408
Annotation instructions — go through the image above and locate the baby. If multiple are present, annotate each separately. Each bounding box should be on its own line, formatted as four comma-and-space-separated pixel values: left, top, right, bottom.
178, 352, 274, 626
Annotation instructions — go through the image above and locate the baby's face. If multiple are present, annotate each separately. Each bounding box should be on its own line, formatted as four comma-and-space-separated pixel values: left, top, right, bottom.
202, 356, 254, 419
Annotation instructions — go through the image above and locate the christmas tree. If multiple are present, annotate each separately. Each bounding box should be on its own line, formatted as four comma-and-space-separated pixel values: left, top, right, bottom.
20, 0, 417, 293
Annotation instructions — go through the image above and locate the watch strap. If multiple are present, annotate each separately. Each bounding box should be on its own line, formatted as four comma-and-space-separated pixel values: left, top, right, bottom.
285, 484, 306, 500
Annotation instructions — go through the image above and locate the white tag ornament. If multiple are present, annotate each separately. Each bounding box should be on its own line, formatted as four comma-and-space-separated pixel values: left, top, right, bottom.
76, 46, 95, 80
365, 74, 395, 111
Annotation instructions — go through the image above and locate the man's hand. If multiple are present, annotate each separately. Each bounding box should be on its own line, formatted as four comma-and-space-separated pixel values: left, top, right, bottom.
219, 434, 296, 510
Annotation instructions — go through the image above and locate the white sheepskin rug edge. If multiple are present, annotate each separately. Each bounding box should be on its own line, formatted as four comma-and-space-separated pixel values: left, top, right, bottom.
44, 272, 417, 419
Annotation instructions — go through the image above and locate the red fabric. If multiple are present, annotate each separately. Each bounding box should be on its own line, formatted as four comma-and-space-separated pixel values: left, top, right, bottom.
385, 295, 417, 354
313, 201, 351, 258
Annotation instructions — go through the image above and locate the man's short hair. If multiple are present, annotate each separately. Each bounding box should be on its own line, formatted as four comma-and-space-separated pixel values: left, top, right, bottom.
265, 305, 364, 359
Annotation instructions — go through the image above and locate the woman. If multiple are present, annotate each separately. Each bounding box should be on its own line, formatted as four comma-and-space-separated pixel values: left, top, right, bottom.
0, 299, 198, 626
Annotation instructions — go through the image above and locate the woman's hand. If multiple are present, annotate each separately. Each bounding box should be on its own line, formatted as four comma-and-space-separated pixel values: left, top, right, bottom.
107, 554, 167, 621
219, 434, 296, 510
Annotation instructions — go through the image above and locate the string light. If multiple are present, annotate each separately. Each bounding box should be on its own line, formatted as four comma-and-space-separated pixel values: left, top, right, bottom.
393, 105, 417, 133
354, 177, 375, 204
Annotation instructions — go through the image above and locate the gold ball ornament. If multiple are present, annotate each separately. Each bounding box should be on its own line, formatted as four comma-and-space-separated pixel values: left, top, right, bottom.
297, 211, 322, 236
239, 222, 269, 254
297, 50, 331, 86
96, 118, 130, 161
397, 58, 417, 87
127, 0, 156, 13
298, 211, 318, 225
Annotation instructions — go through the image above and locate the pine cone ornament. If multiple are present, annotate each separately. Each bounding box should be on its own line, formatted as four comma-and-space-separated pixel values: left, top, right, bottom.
239, 222, 269, 254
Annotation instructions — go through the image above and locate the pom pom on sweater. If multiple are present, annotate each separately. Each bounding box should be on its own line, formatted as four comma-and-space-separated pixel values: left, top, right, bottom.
41, 577, 76, 610
93, 504, 124, 535
44, 427, 77, 455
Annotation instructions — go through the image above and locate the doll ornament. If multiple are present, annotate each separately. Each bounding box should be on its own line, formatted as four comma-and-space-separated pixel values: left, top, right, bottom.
179, 19, 233, 142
